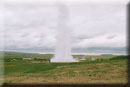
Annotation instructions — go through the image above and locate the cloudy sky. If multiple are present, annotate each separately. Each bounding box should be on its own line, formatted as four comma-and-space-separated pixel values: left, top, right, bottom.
0, 0, 129, 55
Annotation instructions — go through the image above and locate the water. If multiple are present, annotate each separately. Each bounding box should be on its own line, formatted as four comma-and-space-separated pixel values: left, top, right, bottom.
50, 3, 78, 62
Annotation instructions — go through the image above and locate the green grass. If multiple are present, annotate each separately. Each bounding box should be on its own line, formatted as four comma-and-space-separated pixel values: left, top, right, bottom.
4, 55, 128, 74
2, 54, 128, 84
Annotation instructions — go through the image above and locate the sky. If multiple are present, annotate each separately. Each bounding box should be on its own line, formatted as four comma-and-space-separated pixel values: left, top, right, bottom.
0, 0, 129, 55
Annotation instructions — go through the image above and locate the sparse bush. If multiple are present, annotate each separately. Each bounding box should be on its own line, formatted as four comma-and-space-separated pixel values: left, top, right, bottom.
109, 56, 128, 60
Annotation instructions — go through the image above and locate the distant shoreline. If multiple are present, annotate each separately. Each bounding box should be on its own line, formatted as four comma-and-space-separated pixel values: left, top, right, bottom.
0, 51, 127, 56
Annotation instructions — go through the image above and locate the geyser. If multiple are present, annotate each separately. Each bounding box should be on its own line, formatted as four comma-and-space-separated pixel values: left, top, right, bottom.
50, 3, 78, 62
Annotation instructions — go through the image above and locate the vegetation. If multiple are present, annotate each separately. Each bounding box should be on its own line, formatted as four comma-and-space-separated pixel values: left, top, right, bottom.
2, 52, 53, 62
1, 52, 128, 84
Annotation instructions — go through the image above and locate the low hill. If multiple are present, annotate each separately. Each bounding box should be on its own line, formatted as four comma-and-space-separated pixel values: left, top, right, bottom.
100, 54, 113, 56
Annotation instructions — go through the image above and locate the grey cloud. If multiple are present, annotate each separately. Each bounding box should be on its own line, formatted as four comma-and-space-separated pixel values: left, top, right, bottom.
4, 4, 58, 31
72, 47, 126, 54
107, 34, 116, 39
20, 33, 29, 37
3, 2, 127, 54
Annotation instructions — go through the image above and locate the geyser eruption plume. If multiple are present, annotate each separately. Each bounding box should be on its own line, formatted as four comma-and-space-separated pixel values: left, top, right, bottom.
50, 3, 78, 62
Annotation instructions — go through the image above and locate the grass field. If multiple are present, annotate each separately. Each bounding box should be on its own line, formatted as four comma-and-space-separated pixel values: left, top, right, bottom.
1, 52, 128, 84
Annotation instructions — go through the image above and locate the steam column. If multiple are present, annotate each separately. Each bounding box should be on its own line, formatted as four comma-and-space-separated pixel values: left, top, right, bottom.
50, 3, 78, 62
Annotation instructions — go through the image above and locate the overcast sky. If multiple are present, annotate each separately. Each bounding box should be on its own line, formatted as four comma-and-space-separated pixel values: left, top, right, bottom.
0, 0, 129, 55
